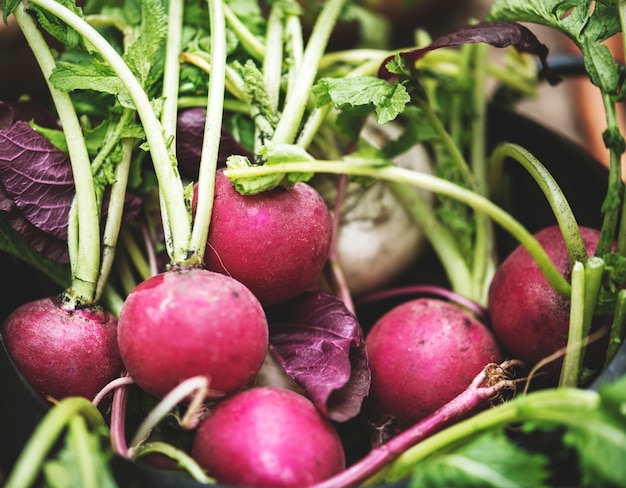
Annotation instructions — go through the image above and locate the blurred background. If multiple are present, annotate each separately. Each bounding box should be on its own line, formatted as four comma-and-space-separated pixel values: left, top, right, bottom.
1, 0, 623, 170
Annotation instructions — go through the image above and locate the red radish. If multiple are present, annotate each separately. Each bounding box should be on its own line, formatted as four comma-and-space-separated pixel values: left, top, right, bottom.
1, 297, 122, 401
117, 267, 268, 399
488, 225, 606, 378
195, 168, 333, 306
191, 386, 346, 487
364, 298, 502, 429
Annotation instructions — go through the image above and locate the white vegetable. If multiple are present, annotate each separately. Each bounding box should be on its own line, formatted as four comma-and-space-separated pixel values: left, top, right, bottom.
331, 119, 433, 296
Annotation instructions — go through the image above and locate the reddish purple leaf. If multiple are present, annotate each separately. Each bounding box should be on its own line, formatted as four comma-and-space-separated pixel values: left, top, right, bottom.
0, 121, 74, 240
268, 292, 371, 422
378, 20, 560, 85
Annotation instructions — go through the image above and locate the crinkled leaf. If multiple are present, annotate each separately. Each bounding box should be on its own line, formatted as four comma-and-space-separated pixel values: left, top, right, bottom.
268, 292, 371, 422
313, 76, 410, 125
50, 59, 124, 96
0, 121, 75, 240
378, 20, 560, 85
409, 428, 551, 488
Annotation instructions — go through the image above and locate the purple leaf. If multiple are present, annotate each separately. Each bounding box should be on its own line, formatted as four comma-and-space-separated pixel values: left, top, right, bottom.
0, 121, 74, 240
176, 107, 253, 177
379, 20, 560, 85
268, 292, 371, 422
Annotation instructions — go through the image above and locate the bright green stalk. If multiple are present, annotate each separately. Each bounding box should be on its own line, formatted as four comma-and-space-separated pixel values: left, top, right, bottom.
559, 261, 586, 388
225, 160, 571, 297
14, 5, 100, 306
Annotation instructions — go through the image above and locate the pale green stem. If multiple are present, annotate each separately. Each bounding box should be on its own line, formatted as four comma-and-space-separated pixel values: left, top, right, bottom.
133, 442, 214, 484
263, 3, 284, 111
188, 0, 227, 260
14, 5, 100, 305
95, 137, 134, 303
161, 0, 184, 142
68, 415, 99, 488
558, 261, 586, 388
223, 2, 265, 60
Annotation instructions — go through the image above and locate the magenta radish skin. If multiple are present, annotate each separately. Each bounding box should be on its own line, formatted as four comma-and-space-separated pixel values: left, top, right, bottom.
117, 268, 269, 399
1, 297, 122, 401
364, 298, 502, 428
197, 168, 333, 306
191, 386, 346, 487
488, 225, 606, 378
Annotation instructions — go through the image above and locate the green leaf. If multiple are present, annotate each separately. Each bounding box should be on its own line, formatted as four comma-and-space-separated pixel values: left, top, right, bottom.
409, 429, 551, 488
312, 76, 410, 125
42, 425, 117, 488
50, 59, 124, 95
124, 0, 168, 88
581, 39, 620, 93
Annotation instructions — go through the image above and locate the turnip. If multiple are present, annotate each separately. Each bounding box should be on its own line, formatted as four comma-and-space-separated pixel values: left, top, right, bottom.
488, 225, 608, 380
191, 386, 346, 487
197, 168, 333, 306
2, 297, 121, 401
117, 267, 269, 399
319, 118, 433, 297
364, 297, 503, 430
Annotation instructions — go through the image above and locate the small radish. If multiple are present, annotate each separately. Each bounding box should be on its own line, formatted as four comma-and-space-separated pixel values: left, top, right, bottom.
488, 225, 606, 379
117, 267, 268, 399
196, 168, 333, 306
364, 298, 502, 430
1, 296, 122, 401
191, 386, 346, 487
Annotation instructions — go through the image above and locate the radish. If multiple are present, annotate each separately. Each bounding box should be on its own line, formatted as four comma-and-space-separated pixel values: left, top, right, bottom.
117, 267, 269, 399
488, 225, 607, 379
364, 298, 503, 430
197, 168, 333, 306
191, 386, 346, 487
2, 297, 121, 401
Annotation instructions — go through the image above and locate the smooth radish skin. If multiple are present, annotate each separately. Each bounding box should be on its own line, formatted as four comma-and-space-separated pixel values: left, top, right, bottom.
195, 168, 333, 306
117, 267, 269, 399
364, 298, 503, 430
488, 225, 606, 379
191, 386, 346, 488
1, 297, 122, 401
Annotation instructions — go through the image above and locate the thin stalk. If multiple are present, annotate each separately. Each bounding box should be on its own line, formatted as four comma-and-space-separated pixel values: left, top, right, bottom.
389, 182, 474, 299
469, 42, 496, 305
223, 2, 265, 61
14, 5, 100, 306
605, 289, 626, 367
489, 143, 588, 266
271, 0, 348, 145
225, 161, 572, 297
263, 2, 285, 111
133, 442, 214, 484
27, 0, 191, 264
188, 0, 227, 259
598, 91, 625, 256
558, 261, 585, 388
95, 136, 134, 303
160, 0, 184, 143
68, 415, 99, 488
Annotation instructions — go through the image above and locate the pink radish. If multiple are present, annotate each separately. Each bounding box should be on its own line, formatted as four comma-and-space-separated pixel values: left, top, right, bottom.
364, 298, 502, 430
117, 267, 268, 399
2, 297, 122, 401
196, 168, 333, 306
488, 225, 607, 379
191, 386, 345, 487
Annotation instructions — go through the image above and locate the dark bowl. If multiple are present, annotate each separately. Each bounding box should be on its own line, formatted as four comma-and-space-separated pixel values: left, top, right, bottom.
0, 98, 622, 487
